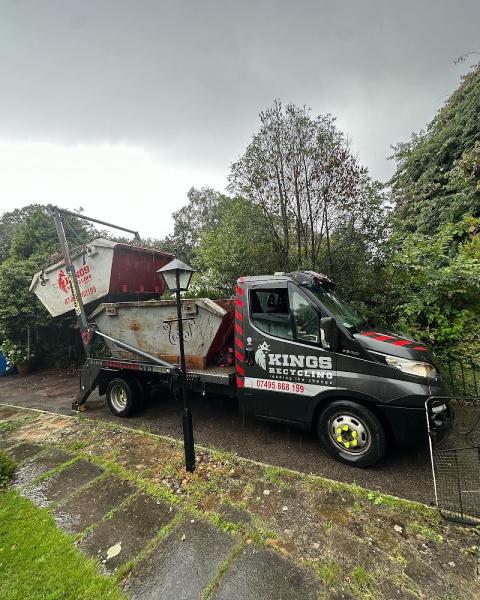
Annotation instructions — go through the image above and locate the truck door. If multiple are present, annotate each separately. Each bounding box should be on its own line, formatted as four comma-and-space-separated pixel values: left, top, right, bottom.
241, 282, 337, 424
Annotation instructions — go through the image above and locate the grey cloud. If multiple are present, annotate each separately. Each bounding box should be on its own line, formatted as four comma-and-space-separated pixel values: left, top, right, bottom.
1, 0, 478, 180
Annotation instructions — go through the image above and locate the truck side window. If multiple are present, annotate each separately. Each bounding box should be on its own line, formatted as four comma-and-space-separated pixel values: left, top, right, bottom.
290, 288, 320, 343
250, 289, 293, 340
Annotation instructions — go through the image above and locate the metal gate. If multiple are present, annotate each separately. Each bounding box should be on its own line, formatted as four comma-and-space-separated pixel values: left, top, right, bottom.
426, 395, 480, 524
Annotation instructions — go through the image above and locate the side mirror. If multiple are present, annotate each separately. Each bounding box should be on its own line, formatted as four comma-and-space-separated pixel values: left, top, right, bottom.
320, 316, 337, 351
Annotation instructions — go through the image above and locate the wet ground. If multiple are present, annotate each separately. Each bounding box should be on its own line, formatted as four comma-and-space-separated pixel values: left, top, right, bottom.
2, 405, 477, 600
0, 369, 434, 503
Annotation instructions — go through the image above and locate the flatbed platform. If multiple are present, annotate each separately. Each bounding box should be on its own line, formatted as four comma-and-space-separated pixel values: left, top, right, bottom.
88, 357, 235, 385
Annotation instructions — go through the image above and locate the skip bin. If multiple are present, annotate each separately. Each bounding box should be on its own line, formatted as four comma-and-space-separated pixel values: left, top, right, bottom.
90, 298, 234, 369
30, 239, 173, 317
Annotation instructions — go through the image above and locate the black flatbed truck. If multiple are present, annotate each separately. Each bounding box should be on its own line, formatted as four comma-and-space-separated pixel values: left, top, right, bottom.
38, 210, 452, 467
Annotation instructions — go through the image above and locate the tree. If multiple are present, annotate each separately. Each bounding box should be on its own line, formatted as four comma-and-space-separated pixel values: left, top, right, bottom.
390, 65, 480, 235
387, 216, 480, 356
0, 205, 93, 367
192, 196, 280, 297
160, 187, 225, 264
388, 64, 480, 358
322, 177, 392, 322
228, 101, 366, 273
0, 205, 39, 263
0, 204, 92, 264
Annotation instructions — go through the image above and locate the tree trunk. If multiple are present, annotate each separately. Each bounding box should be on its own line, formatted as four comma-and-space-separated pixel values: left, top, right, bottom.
324, 201, 334, 276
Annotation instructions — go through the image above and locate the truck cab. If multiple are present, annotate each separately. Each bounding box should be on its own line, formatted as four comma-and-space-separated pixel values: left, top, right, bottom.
234, 271, 449, 466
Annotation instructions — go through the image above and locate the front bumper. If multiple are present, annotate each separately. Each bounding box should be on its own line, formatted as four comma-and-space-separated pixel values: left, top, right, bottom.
378, 400, 452, 446
378, 405, 427, 445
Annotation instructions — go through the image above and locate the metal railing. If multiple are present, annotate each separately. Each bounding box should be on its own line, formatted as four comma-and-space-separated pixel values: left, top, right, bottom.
437, 354, 480, 398
426, 395, 480, 525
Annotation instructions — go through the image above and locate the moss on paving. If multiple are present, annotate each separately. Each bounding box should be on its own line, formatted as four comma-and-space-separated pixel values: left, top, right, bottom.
406, 520, 445, 543
309, 555, 342, 587
349, 565, 376, 598
114, 511, 184, 583
0, 416, 35, 433
30, 454, 81, 485
0, 489, 125, 600
200, 538, 247, 600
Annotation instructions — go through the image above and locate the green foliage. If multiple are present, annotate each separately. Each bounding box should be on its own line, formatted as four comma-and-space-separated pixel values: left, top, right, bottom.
263, 465, 291, 489
5, 205, 92, 261
388, 216, 480, 353
160, 187, 225, 264
387, 65, 480, 359
192, 196, 279, 297
0, 451, 16, 486
0, 489, 125, 599
0, 204, 92, 367
0, 204, 42, 263
0, 254, 49, 342
0, 338, 35, 366
391, 65, 480, 236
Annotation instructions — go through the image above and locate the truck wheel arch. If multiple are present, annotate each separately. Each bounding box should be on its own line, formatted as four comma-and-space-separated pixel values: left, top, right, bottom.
308, 390, 389, 434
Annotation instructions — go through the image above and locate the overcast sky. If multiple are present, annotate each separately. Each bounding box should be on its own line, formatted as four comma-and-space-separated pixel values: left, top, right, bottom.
1, 0, 478, 238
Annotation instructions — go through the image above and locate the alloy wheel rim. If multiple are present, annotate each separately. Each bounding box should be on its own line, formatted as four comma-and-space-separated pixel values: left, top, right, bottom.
110, 384, 128, 412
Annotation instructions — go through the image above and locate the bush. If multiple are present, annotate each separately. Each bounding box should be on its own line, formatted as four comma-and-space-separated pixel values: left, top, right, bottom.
0, 451, 16, 486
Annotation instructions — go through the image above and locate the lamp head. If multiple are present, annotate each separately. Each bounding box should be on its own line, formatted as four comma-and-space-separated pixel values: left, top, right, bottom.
158, 259, 195, 292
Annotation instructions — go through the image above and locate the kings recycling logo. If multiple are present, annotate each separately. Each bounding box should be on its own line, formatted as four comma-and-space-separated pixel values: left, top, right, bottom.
254, 340, 333, 383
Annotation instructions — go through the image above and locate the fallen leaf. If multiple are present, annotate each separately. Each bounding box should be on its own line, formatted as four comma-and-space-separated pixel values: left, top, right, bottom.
106, 542, 122, 560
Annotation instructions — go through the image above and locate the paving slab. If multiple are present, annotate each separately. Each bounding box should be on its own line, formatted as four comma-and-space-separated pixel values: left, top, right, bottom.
79, 492, 176, 572
5, 441, 43, 463
124, 520, 237, 600
53, 474, 136, 533
218, 503, 253, 526
13, 447, 74, 489
25, 459, 104, 507
213, 545, 322, 600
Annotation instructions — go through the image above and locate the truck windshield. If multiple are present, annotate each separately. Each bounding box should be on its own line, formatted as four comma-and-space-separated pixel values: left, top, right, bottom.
308, 286, 364, 330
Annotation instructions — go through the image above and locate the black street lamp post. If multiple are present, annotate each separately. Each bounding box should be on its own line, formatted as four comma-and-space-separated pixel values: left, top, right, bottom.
158, 259, 196, 472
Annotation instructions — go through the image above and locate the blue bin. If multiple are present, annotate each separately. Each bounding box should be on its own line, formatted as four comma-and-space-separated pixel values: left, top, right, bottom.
0, 351, 7, 376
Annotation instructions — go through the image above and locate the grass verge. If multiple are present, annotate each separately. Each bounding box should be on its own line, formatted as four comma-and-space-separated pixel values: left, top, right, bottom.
0, 489, 125, 600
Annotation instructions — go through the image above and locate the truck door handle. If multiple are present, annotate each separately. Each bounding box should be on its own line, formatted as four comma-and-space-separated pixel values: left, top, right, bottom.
245, 348, 255, 366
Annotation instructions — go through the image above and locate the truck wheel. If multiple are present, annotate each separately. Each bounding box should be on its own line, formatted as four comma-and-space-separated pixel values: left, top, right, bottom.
317, 400, 386, 467
106, 377, 141, 417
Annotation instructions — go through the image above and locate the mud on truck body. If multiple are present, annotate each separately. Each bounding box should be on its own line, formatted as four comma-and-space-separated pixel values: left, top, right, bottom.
31, 211, 451, 467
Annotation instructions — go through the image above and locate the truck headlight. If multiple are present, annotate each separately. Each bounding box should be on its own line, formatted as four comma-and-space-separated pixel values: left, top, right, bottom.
383, 355, 437, 379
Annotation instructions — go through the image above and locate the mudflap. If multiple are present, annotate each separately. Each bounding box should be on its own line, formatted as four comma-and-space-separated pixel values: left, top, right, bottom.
73, 360, 103, 411
426, 396, 480, 525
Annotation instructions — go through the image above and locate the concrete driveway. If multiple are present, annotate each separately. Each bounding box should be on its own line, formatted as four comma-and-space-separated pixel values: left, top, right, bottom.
0, 369, 435, 504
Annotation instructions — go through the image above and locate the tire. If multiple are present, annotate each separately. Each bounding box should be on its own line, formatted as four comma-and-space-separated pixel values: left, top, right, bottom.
317, 400, 386, 467
106, 377, 142, 417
